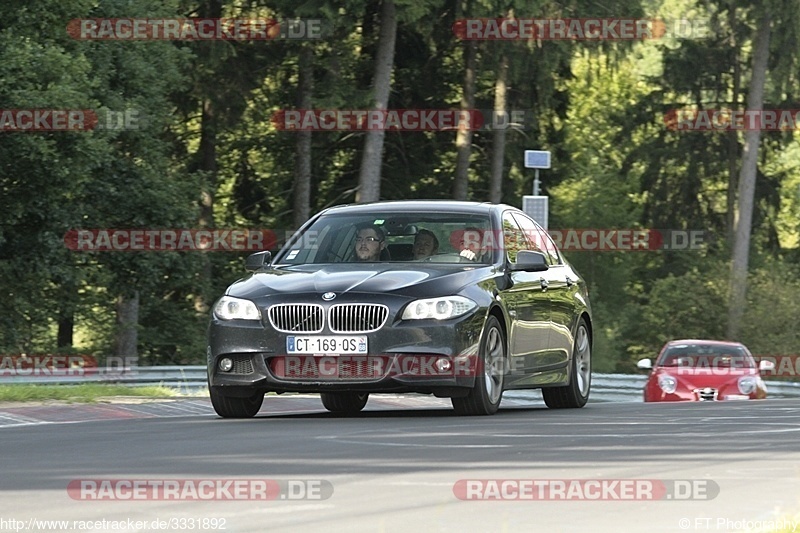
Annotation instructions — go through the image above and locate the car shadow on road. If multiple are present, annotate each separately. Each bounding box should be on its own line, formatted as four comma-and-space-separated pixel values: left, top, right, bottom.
251, 405, 551, 419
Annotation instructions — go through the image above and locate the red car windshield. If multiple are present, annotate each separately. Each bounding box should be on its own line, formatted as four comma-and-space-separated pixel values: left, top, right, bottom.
657, 345, 755, 369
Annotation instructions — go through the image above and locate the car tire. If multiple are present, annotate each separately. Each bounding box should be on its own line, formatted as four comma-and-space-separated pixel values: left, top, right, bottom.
320, 392, 369, 414
543, 318, 591, 408
452, 315, 506, 416
209, 387, 264, 418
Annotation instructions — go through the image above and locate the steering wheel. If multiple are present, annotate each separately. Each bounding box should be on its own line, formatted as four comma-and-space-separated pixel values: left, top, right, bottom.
417, 253, 474, 263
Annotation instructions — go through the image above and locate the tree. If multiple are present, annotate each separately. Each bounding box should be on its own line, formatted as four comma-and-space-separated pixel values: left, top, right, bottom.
452, 0, 477, 201
293, 44, 314, 229
356, 0, 398, 203
727, 11, 771, 339
488, 52, 508, 203
0, 0, 107, 353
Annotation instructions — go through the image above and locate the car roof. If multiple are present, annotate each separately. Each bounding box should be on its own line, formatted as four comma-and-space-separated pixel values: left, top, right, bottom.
664, 339, 746, 348
320, 200, 513, 216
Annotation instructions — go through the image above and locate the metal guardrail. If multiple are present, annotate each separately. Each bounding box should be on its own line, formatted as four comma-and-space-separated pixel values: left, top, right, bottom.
2, 367, 800, 401
0, 366, 209, 394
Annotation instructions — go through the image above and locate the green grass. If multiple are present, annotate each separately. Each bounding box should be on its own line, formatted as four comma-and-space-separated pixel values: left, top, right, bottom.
0, 384, 184, 403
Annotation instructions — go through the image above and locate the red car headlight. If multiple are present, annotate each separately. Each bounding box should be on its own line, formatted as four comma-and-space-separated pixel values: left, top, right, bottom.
738, 376, 757, 395
658, 374, 678, 394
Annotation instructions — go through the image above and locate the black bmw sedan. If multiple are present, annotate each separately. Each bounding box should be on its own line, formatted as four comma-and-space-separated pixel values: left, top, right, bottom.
207, 200, 592, 417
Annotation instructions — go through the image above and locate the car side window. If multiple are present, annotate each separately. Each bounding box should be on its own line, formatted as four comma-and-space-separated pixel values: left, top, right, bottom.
512, 212, 561, 265
502, 212, 532, 263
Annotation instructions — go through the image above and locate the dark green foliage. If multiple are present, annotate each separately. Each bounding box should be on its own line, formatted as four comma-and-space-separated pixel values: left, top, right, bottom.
1, 0, 799, 370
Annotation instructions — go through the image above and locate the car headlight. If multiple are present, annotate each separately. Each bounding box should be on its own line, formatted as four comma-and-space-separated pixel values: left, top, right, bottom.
658, 374, 678, 394
738, 376, 757, 395
214, 296, 260, 321
401, 296, 477, 320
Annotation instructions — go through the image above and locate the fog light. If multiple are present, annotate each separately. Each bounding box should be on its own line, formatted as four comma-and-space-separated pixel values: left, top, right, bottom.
219, 358, 233, 372
436, 359, 452, 372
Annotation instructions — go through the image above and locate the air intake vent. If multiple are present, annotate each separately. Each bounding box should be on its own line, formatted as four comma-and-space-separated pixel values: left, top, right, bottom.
230, 355, 254, 375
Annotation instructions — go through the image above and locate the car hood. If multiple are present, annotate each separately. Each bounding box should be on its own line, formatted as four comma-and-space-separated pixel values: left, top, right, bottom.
226, 263, 490, 299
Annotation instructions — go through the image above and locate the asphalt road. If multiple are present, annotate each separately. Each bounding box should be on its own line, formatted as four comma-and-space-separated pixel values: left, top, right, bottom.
1, 396, 799, 533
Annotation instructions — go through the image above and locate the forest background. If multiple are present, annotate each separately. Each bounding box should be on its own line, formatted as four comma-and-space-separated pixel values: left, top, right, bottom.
2, 0, 799, 372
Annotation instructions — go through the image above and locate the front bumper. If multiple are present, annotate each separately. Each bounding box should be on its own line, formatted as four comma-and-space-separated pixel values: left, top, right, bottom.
207, 303, 485, 397
644, 387, 763, 402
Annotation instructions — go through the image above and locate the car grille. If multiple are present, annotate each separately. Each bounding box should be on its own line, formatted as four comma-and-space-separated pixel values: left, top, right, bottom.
267, 304, 324, 333
694, 387, 718, 401
328, 304, 388, 333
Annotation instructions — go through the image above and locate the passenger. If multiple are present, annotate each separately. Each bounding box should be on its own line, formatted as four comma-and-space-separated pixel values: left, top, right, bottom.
458, 227, 486, 261
412, 229, 440, 260
354, 226, 386, 262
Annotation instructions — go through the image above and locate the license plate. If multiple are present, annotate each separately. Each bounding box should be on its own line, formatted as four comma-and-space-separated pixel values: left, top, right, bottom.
723, 394, 750, 400
286, 336, 368, 354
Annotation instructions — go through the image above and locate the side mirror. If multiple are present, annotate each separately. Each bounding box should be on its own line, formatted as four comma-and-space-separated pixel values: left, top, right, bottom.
245, 251, 272, 272
758, 359, 775, 372
636, 358, 653, 370
509, 250, 549, 272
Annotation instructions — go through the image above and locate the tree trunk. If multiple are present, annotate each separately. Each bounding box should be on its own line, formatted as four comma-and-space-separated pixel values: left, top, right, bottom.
195, 97, 218, 313
489, 54, 509, 203
196, 0, 222, 231
453, 0, 476, 201
727, 12, 771, 339
194, 0, 222, 314
57, 312, 74, 350
198, 97, 218, 230
726, 4, 741, 247
113, 291, 139, 357
293, 45, 314, 229
356, 0, 397, 203
56, 280, 76, 350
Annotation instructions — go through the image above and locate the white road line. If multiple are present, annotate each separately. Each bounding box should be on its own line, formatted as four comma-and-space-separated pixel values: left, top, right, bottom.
0, 413, 50, 428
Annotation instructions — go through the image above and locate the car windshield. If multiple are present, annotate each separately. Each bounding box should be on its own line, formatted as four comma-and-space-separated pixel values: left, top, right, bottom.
657, 344, 755, 369
274, 211, 493, 265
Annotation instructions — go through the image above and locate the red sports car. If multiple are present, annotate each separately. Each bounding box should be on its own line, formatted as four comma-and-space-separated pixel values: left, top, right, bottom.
637, 339, 773, 402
